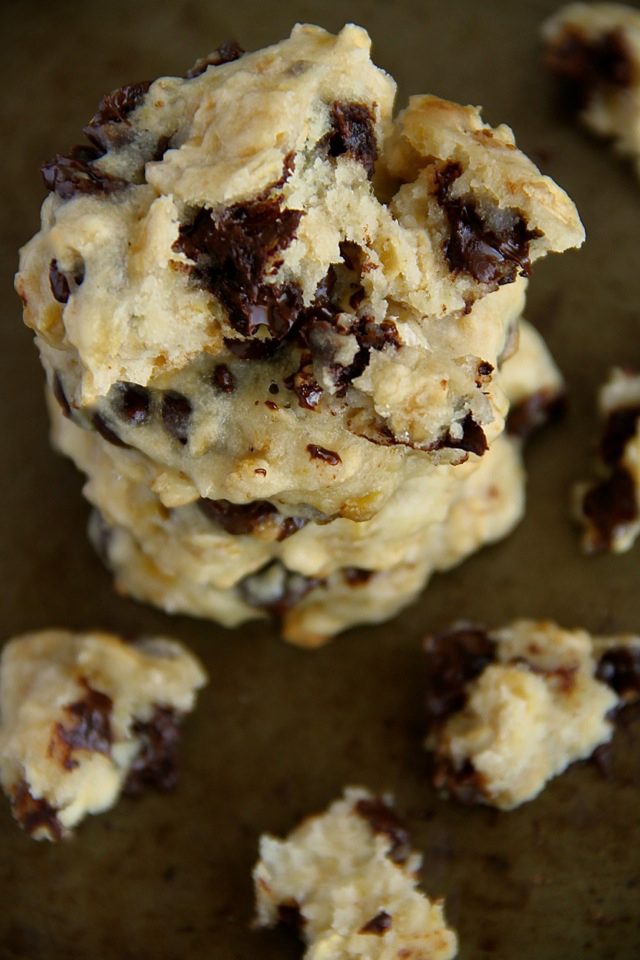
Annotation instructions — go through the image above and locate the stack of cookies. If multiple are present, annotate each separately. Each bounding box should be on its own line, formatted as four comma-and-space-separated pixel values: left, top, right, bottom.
16, 24, 583, 645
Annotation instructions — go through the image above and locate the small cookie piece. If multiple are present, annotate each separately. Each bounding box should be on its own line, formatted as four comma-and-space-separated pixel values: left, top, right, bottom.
424, 619, 640, 810
253, 786, 457, 959
0, 629, 207, 839
574, 366, 640, 553
542, 3, 640, 175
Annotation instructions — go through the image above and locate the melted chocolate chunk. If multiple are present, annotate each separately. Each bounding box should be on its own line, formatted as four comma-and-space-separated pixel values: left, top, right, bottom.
52, 371, 72, 418
424, 625, 497, 724
91, 411, 130, 448
224, 336, 284, 360
506, 388, 566, 441
432, 756, 488, 805
360, 912, 392, 936
354, 797, 411, 864
343, 567, 374, 586
113, 382, 152, 425
41, 144, 129, 200
51, 679, 113, 770
174, 198, 303, 338
125, 706, 183, 793
582, 465, 638, 552
596, 647, 640, 700
600, 405, 640, 466
49, 259, 70, 303
307, 444, 341, 465
285, 353, 323, 410
238, 561, 324, 617
278, 516, 309, 540
161, 391, 192, 445
546, 28, 634, 111
435, 162, 542, 284
12, 782, 63, 840
198, 497, 278, 535
277, 899, 305, 931
185, 40, 245, 79
212, 363, 235, 393
431, 414, 488, 457
320, 101, 377, 178
83, 81, 151, 152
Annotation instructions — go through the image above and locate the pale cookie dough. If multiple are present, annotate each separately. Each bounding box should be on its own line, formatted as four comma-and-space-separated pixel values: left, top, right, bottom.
0, 629, 207, 839
15, 24, 583, 639
574, 366, 640, 553
542, 3, 640, 175
253, 786, 457, 960
424, 619, 640, 810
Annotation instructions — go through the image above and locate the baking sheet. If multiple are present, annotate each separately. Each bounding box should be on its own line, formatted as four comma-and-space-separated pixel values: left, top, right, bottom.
1, 0, 639, 956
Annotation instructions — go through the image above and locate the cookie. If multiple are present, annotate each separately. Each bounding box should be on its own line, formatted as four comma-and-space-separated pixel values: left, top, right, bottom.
0, 629, 206, 839
574, 366, 640, 553
542, 3, 640, 175
15, 24, 583, 639
253, 786, 458, 959
424, 619, 640, 809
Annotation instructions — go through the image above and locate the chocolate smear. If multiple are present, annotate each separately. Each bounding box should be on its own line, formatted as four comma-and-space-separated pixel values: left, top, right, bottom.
186, 40, 245, 79
354, 796, 411, 864
125, 706, 183, 793
320, 101, 378, 178
424, 625, 497, 724
435, 162, 542, 285
431, 413, 488, 457
12, 782, 63, 840
50, 678, 113, 770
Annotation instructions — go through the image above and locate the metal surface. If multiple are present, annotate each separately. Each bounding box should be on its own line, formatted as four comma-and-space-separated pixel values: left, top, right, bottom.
1, 1, 639, 957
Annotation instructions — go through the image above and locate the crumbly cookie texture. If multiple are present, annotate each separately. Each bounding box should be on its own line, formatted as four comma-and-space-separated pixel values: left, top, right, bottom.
424, 619, 640, 810
253, 786, 457, 960
574, 367, 640, 553
542, 3, 640, 174
0, 629, 207, 839
16, 24, 582, 640
46, 318, 562, 646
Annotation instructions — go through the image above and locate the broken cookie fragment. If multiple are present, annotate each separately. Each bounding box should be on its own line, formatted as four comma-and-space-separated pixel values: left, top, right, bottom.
424, 619, 640, 810
574, 367, 640, 553
542, 3, 640, 176
0, 630, 206, 839
253, 786, 458, 959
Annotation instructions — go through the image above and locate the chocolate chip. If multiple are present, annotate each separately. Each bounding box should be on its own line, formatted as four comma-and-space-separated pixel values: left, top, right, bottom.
11, 782, 63, 840
185, 40, 245, 79
277, 516, 309, 541
41, 145, 130, 200
286, 356, 323, 410
238, 561, 324, 617
360, 911, 392, 935
354, 797, 411, 864
212, 363, 235, 393
276, 899, 305, 931
343, 567, 374, 586
49, 259, 84, 304
307, 444, 341, 465
424, 625, 497, 724
268, 382, 279, 395
596, 647, 640, 700
600, 406, 640, 466
174, 198, 303, 338
265, 399, 278, 410
506, 389, 566, 441
83, 81, 151, 152
435, 162, 542, 285
198, 497, 279, 535
432, 756, 489, 805
91, 411, 130, 448
49, 259, 70, 303
582, 466, 638, 552
124, 706, 183, 793
319, 101, 377, 178
50, 678, 113, 770
52, 371, 72, 418
161, 391, 192, 445
546, 27, 634, 111
113, 382, 152, 425
431, 413, 488, 457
